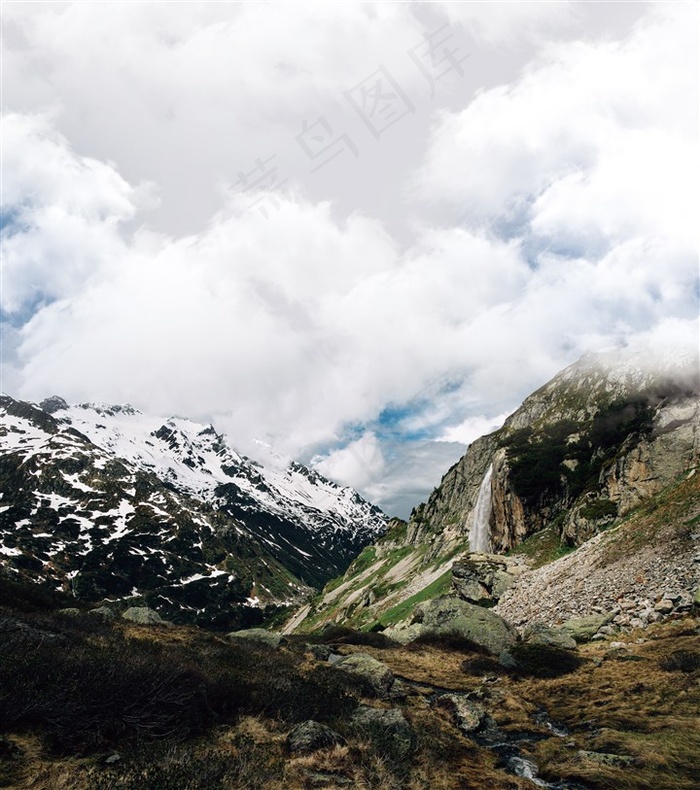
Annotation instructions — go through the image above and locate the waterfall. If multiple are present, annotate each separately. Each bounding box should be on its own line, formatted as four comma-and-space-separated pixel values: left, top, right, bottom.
469, 464, 493, 553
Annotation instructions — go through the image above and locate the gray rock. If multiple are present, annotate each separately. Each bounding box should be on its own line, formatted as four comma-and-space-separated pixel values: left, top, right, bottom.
382, 622, 430, 645
226, 628, 282, 648
90, 606, 117, 620
577, 750, 635, 768
307, 643, 333, 661
57, 608, 80, 616
451, 556, 515, 605
522, 621, 577, 650
498, 650, 518, 669
409, 596, 518, 655
286, 721, 345, 754
351, 706, 414, 757
654, 599, 674, 614
562, 612, 615, 642
121, 607, 167, 625
335, 653, 395, 698
434, 694, 485, 734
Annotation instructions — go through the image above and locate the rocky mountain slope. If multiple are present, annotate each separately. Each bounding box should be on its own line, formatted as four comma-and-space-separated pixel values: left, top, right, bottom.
0, 395, 385, 627
290, 348, 699, 634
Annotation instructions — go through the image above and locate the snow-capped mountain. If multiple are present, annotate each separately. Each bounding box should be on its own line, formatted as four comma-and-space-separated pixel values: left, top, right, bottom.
0, 395, 386, 627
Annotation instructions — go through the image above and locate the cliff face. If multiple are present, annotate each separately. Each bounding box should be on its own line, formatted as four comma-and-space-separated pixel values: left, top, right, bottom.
409, 348, 699, 553
288, 348, 699, 634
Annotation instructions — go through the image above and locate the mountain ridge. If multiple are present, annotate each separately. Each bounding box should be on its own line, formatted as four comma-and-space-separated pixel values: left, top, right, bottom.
290, 347, 699, 634
0, 394, 386, 628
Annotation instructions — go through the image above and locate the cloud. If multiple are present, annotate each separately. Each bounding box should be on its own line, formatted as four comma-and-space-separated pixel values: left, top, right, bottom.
438, 412, 510, 446
414, 3, 698, 238
1, 113, 155, 315
2, 2, 697, 517
313, 434, 468, 519
435, 0, 575, 47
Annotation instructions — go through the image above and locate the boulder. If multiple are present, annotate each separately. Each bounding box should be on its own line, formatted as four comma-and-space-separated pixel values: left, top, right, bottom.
57, 608, 80, 616
382, 622, 430, 645
577, 750, 635, 768
451, 556, 515, 605
522, 621, 577, 651
335, 653, 395, 698
121, 607, 167, 626
351, 706, 414, 757
226, 628, 282, 649
286, 721, 345, 754
90, 606, 118, 620
561, 612, 614, 643
654, 599, 674, 614
411, 596, 518, 656
434, 694, 485, 734
307, 643, 333, 661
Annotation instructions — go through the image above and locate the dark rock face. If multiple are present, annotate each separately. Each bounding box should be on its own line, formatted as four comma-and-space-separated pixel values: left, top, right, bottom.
286, 721, 345, 754
39, 396, 69, 414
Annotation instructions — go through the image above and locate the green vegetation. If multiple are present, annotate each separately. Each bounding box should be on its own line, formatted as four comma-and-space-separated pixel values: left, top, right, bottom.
378, 570, 452, 627
579, 498, 618, 520
346, 545, 377, 577
1, 573, 699, 790
0, 610, 360, 755
502, 398, 655, 507
507, 523, 576, 568
598, 473, 700, 568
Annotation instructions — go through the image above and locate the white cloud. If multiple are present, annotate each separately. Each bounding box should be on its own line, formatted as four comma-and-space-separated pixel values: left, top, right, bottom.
438, 412, 510, 446
414, 3, 698, 239
2, 2, 697, 517
436, 0, 575, 46
1, 113, 155, 314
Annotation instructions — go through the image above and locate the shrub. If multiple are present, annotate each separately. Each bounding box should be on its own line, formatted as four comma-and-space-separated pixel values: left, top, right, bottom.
0, 628, 212, 751
660, 650, 700, 673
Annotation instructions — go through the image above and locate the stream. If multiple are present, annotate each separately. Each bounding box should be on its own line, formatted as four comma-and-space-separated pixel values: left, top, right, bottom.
393, 674, 589, 789
473, 711, 588, 789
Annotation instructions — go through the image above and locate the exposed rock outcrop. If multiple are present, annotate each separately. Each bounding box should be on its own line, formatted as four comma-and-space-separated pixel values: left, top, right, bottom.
412, 348, 699, 555
288, 348, 699, 636
451, 553, 526, 605
286, 721, 345, 754
335, 654, 396, 698
385, 596, 518, 656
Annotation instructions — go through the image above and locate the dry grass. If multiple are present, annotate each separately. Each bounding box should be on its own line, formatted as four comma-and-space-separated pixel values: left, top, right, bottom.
2, 601, 699, 790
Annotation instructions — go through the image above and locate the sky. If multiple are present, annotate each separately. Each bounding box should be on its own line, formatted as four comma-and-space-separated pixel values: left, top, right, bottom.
1, 1, 698, 519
